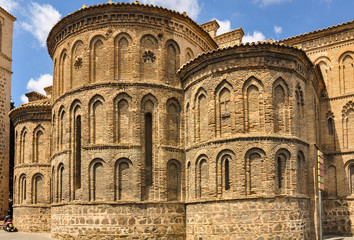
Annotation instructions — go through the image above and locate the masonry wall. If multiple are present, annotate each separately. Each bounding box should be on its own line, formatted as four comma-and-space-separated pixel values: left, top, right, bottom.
12, 107, 52, 231
186, 198, 311, 240
51, 203, 185, 240
0, 8, 15, 219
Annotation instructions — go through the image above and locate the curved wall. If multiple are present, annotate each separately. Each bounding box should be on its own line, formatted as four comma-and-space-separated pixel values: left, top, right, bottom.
178, 44, 318, 238
11, 104, 52, 232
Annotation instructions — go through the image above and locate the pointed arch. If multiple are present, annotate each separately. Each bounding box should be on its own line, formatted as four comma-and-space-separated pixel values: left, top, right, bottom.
165, 40, 180, 85
185, 102, 191, 145
243, 77, 264, 133
140, 34, 158, 81
19, 127, 28, 164
185, 48, 194, 63
114, 158, 133, 201
114, 33, 132, 80
273, 78, 289, 133
215, 80, 234, 137
90, 35, 106, 83
295, 84, 304, 137
194, 88, 208, 142
166, 98, 181, 146
342, 101, 354, 148
71, 40, 85, 88
59, 49, 68, 95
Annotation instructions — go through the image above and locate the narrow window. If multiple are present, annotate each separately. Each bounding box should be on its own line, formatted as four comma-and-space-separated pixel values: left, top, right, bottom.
328, 118, 334, 135
145, 113, 153, 186
74, 116, 81, 191
224, 159, 230, 190
278, 157, 282, 188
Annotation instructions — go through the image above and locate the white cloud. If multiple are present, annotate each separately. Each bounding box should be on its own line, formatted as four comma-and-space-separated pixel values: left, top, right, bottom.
20, 95, 28, 104
253, 0, 291, 6
21, 74, 53, 103
242, 31, 266, 43
20, 2, 61, 47
0, 0, 19, 13
274, 25, 282, 34
133, 0, 200, 19
214, 19, 231, 36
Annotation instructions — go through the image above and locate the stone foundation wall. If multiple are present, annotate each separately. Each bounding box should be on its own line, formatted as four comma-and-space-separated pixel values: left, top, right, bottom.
323, 199, 353, 235
186, 197, 311, 240
13, 205, 51, 232
51, 203, 185, 240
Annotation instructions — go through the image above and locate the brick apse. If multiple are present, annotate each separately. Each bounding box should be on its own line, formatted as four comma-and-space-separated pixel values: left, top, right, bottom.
8, 2, 354, 240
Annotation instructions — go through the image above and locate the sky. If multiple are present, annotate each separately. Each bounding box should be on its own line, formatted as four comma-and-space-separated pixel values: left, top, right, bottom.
1, 0, 353, 106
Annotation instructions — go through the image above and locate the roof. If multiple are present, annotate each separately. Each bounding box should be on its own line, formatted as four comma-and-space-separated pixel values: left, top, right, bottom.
0, 7, 16, 21
46, 1, 217, 57
178, 41, 312, 76
9, 98, 51, 119
278, 19, 354, 44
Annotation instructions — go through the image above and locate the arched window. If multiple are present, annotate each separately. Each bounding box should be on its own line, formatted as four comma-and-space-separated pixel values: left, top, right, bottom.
196, 155, 209, 199
165, 41, 180, 85
297, 151, 306, 194
328, 118, 334, 135
186, 162, 191, 199
19, 174, 26, 204
215, 80, 233, 137
115, 159, 133, 201
115, 34, 132, 80
166, 99, 180, 146
140, 35, 158, 81
58, 108, 65, 150
245, 148, 266, 195
327, 165, 337, 197
275, 149, 291, 192
216, 150, 235, 196
71, 40, 84, 88
273, 78, 289, 133
89, 159, 106, 201
90, 37, 105, 83
350, 165, 354, 194
114, 93, 132, 143
33, 127, 45, 163
195, 89, 208, 142
141, 94, 158, 200
59, 50, 68, 95
167, 160, 181, 201
57, 164, 64, 202
89, 95, 105, 144
20, 128, 28, 164
32, 174, 44, 204
243, 77, 264, 133
342, 101, 354, 149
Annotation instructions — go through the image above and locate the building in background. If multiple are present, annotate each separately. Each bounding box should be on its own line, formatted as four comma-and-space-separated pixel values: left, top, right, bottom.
8, 2, 354, 239
0, 7, 15, 219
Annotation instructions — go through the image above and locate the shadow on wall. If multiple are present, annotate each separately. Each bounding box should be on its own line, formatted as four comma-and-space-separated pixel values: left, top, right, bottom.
321, 88, 352, 236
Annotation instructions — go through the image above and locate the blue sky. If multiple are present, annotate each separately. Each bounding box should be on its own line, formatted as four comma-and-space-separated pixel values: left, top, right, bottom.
1, 0, 353, 106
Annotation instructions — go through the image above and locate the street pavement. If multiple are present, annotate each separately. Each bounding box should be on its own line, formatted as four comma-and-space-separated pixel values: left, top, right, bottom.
1, 230, 354, 240
0, 230, 54, 240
